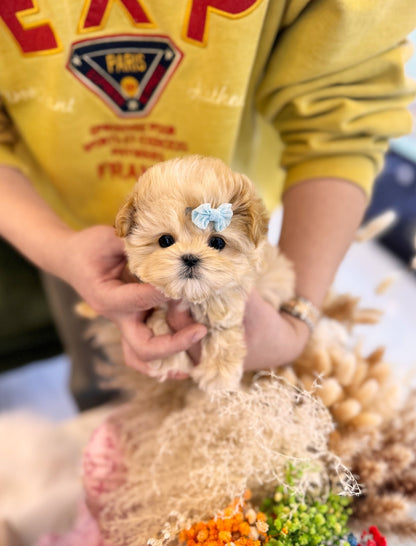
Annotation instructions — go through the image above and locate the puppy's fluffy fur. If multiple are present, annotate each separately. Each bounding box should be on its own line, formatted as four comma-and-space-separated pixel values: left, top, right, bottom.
115, 155, 294, 391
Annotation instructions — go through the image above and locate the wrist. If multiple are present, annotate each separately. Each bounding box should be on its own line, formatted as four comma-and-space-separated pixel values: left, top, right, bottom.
280, 311, 310, 339
278, 311, 311, 363
41, 225, 77, 280
280, 296, 320, 333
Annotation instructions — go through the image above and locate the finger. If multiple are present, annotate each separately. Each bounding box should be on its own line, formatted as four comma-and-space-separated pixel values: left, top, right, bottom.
166, 301, 202, 365
122, 339, 154, 374
123, 339, 190, 379
166, 300, 196, 332
186, 343, 201, 366
122, 318, 207, 362
101, 281, 167, 315
166, 371, 190, 380
120, 266, 139, 283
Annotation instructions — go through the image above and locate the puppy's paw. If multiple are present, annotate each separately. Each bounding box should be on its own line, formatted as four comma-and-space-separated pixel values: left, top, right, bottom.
149, 352, 194, 381
191, 360, 243, 392
146, 307, 193, 380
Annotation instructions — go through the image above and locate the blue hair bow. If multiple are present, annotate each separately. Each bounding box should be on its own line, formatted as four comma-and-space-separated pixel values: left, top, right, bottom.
191, 203, 233, 232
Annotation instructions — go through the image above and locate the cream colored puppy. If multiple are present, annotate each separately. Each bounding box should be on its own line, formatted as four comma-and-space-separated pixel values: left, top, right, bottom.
116, 155, 294, 391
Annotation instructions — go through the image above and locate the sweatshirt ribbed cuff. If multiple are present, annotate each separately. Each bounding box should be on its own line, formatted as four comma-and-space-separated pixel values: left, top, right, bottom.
283, 155, 377, 199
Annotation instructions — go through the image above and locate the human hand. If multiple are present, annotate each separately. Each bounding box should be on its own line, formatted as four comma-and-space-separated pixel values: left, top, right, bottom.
242, 289, 310, 371
61, 225, 207, 376
166, 288, 310, 372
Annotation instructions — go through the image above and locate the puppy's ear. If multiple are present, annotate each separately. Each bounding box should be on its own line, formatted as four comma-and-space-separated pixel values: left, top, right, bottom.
247, 195, 269, 246
232, 174, 269, 246
115, 194, 136, 238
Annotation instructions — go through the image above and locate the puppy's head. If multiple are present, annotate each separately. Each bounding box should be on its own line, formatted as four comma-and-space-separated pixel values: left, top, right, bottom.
115, 155, 269, 302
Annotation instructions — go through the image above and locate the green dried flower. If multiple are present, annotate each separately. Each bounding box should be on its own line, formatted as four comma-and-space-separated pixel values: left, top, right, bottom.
260, 482, 353, 546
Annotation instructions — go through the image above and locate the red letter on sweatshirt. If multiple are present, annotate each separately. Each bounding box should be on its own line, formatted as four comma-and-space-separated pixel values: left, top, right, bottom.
184, 0, 260, 45
0, 1, 59, 54
79, 0, 153, 31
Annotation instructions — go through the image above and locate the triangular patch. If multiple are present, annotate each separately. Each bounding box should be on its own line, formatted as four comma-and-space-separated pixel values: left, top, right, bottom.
67, 35, 183, 117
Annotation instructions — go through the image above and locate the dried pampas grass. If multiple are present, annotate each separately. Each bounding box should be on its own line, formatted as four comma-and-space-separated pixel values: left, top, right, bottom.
322, 290, 384, 329
274, 311, 399, 435
346, 389, 416, 536
96, 375, 358, 546
355, 210, 397, 242
375, 275, 397, 295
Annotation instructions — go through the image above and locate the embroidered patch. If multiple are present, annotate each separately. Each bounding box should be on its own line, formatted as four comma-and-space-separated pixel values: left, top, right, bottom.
67, 35, 183, 117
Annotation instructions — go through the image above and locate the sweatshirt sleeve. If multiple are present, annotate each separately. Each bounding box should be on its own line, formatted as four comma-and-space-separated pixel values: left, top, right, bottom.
257, 0, 416, 197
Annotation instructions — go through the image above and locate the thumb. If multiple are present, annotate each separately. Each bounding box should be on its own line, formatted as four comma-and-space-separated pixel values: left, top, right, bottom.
102, 280, 168, 314
166, 300, 195, 332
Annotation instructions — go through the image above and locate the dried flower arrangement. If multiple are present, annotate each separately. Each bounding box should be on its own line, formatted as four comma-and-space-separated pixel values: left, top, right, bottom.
65, 212, 416, 546
83, 285, 415, 546
96, 375, 360, 546
274, 292, 398, 434
271, 284, 416, 539
178, 483, 389, 546
210, 211, 416, 543
178, 491, 269, 546
343, 388, 416, 536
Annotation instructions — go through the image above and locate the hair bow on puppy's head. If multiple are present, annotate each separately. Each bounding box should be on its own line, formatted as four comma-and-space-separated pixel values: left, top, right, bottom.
191, 203, 233, 232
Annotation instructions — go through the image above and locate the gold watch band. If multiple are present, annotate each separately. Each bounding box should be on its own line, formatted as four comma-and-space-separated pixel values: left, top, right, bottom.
280, 296, 320, 332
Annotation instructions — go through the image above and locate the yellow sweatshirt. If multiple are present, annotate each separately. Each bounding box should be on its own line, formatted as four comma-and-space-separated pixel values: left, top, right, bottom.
0, 0, 415, 228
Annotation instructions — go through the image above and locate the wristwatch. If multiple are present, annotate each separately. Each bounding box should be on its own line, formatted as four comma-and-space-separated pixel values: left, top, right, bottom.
280, 296, 320, 332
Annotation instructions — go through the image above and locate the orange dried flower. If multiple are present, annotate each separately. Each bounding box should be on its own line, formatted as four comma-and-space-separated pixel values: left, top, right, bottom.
179, 495, 270, 546
218, 531, 232, 542
236, 511, 244, 521
239, 522, 251, 536
196, 529, 209, 542
222, 507, 234, 518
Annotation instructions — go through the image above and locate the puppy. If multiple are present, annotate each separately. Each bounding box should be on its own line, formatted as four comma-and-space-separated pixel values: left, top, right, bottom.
115, 155, 295, 391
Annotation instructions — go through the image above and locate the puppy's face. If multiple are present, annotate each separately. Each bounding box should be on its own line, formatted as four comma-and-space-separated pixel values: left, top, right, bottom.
115, 156, 269, 303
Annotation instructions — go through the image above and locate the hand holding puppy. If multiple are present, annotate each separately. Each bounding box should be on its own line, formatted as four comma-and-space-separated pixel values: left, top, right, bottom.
166, 289, 310, 372
0, 167, 208, 379
66, 224, 304, 382
62, 224, 207, 377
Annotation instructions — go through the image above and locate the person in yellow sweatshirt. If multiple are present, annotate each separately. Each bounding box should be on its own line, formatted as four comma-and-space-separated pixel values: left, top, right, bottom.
0, 0, 415, 406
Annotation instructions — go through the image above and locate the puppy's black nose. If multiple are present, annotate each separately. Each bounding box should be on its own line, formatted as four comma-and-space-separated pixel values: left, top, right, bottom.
181, 254, 200, 268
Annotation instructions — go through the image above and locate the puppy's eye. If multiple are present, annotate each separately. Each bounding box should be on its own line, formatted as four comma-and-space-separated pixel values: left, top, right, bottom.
208, 236, 226, 251
158, 234, 175, 248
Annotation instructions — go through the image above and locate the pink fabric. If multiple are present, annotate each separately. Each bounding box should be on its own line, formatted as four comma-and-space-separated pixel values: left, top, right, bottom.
83, 419, 127, 517
37, 418, 126, 546
36, 502, 104, 546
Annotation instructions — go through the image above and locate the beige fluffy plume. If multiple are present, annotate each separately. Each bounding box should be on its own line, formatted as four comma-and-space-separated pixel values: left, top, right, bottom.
96, 375, 358, 546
